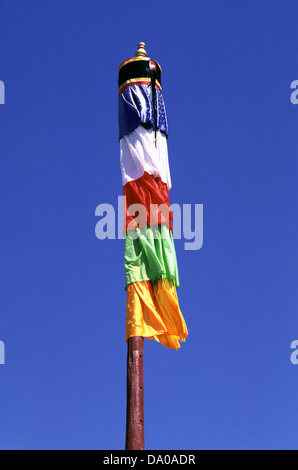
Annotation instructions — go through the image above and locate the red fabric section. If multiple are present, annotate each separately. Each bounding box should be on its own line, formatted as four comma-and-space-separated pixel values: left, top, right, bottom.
124, 172, 173, 232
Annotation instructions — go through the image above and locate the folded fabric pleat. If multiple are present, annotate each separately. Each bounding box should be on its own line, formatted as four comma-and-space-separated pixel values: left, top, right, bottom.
125, 224, 179, 288
124, 171, 173, 232
120, 125, 171, 188
126, 279, 188, 350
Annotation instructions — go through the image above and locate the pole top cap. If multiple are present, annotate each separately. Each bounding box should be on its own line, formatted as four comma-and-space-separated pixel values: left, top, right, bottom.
135, 42, 147, 57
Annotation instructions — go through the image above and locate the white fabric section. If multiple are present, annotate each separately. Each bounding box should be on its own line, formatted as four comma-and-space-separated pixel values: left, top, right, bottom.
120, 125, 172, 190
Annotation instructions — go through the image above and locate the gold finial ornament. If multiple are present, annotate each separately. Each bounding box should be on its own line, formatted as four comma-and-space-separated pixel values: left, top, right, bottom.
135, 42, 147, 57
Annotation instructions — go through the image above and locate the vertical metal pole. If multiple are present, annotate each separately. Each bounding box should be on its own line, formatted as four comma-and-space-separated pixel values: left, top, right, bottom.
125, 43, 147, 451
125, 336, 144, 450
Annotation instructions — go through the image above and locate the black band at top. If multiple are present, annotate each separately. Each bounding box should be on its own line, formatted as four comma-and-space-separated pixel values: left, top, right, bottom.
118, 59, 161, 87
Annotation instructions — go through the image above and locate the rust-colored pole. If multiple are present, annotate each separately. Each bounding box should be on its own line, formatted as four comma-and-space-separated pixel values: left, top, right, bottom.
125, 43, 147, 452
125, 336, 144, 450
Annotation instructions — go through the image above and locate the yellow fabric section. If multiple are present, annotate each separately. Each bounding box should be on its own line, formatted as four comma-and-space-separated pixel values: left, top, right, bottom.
126, 279, 188, 350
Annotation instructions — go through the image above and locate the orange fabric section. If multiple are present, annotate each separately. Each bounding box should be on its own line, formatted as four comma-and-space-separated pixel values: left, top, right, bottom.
126, 279, 188, 350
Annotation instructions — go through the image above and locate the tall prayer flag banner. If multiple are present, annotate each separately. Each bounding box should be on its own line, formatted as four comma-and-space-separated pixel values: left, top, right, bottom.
119, 43, 188, 351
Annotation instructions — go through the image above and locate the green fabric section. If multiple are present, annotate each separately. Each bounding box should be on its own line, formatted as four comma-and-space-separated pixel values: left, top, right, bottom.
124, 224, 179, 288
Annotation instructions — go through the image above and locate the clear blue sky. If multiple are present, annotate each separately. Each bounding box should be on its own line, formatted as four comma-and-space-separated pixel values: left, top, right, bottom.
0, 0, 297, 450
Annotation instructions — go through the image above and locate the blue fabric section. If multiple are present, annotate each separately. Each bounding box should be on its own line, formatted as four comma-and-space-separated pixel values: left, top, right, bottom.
118, 84, 168, 140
